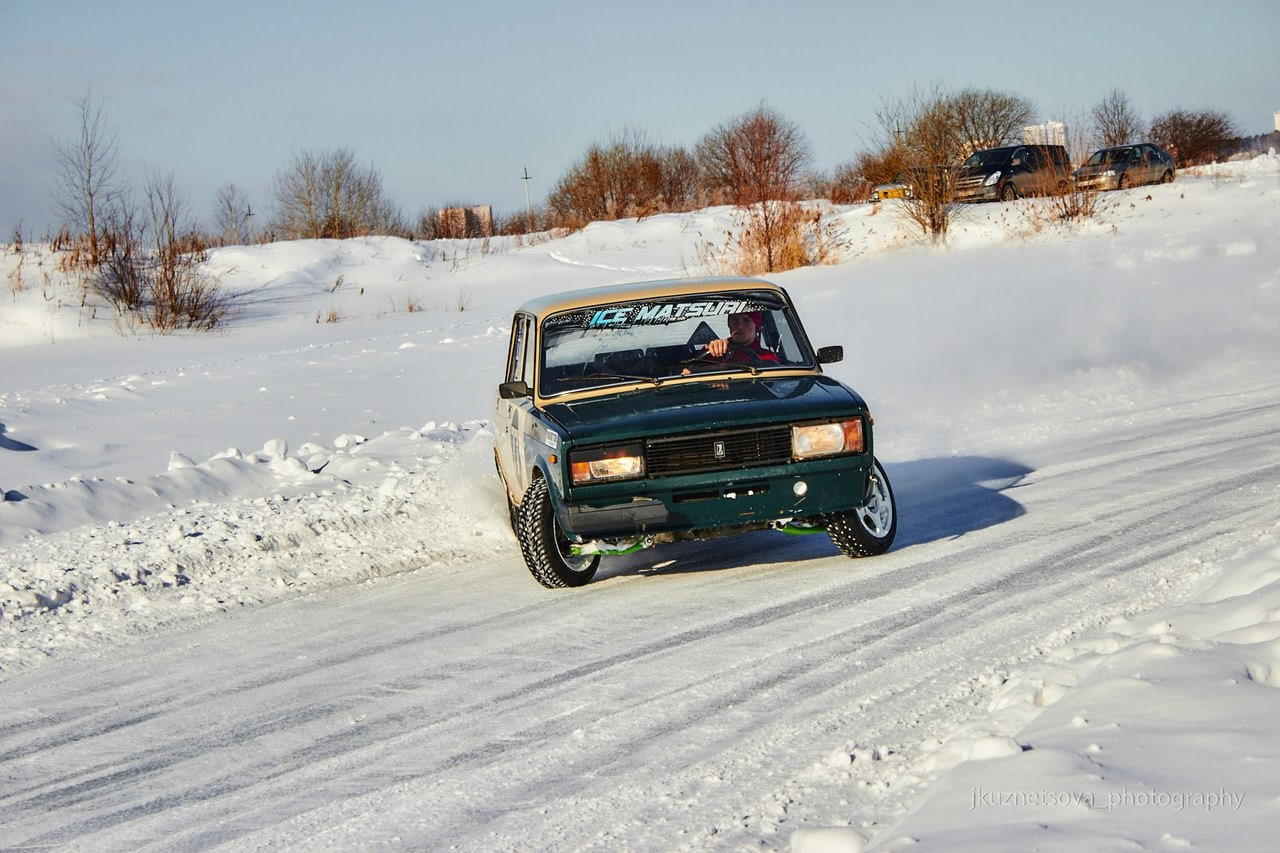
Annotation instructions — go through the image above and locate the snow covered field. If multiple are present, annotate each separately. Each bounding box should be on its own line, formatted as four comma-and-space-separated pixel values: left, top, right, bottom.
2, 157, 1280, 850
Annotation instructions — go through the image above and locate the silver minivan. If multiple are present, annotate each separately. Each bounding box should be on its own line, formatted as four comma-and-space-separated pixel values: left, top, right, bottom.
1072, 143, 1176, 192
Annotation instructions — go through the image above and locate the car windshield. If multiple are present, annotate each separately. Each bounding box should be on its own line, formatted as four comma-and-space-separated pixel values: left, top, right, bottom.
538, 290, 814, 397
1086, 148, 1132, 166
962, 148, 1014, 169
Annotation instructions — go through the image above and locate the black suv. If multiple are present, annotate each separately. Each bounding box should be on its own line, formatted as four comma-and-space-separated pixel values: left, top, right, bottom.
952, 144, 1071, 203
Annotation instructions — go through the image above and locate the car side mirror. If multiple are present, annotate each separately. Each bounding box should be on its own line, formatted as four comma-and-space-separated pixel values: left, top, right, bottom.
498, 380, 530, 399
816, 345, 843, 364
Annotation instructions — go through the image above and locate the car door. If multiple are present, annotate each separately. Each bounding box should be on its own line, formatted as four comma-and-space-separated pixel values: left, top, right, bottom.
496, 313, 537, 501
1140, 144, 1160, 184
1127, 147, 1146, 185
1015, 147, 1039, 194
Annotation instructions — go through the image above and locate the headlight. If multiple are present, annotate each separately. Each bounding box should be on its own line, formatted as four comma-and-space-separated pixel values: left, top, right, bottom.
570, 442, 645, 484
983, 171, 1002, 187
791, 419, 865, 460
1102, 168, 1116, 177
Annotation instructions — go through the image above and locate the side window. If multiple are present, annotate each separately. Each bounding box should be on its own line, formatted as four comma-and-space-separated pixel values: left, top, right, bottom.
506, 315, 529, 383
520, 316, 537, 385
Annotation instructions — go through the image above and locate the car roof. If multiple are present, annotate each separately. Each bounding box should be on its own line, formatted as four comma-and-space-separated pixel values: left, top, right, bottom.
973, 143, 1065, 154
514, 276, 786, 320
1097, 142, 1163, 152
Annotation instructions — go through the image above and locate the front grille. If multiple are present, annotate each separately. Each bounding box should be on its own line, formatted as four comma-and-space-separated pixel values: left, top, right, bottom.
645, 425, 792, 477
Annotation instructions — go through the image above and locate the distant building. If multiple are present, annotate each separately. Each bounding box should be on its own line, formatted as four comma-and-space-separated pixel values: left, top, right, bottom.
1023, 121, 1067, 146
1274, 110, 1279, 132
439, 205, 493, 239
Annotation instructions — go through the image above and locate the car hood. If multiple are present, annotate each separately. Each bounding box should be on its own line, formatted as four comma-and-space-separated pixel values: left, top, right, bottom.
1074, 162, 1122, 176
543, 375, 866, 445
958, 162, 1007, 179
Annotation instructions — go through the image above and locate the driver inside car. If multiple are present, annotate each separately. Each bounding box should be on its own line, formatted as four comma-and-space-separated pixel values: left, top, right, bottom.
702, 311, 780, 364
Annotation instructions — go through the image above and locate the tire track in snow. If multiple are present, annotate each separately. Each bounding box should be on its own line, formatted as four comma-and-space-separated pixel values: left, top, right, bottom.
3, 389, 1280, 849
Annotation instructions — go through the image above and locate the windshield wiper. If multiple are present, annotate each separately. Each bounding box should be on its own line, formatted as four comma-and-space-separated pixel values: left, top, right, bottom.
559, 372, 663, 387
678, 359, 761, 377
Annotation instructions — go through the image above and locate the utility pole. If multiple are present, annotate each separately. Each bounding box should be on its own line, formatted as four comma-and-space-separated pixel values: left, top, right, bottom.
245, 204, 254, 244
522, 167, 533, 233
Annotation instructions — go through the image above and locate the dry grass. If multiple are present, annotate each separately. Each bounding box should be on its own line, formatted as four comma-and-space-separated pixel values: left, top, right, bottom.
7, 253, 25, 294
732, 202, 844, 275
453, 285, 478, 312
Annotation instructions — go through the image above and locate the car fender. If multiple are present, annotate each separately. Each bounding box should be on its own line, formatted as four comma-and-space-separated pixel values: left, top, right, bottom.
516, 411, 569, 506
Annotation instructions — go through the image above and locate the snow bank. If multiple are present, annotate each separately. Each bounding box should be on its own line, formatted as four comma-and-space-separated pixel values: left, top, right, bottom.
863, 528, 1280, 851
0, 422, 513, 670
3, 156, 1280, 849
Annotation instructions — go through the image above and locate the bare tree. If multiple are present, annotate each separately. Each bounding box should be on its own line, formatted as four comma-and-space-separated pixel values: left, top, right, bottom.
92, 202, 147, 313
1048, 112, 1114, 223
948, 87, 1036, 153
271, 148, 405, 239
143, 169, 224, 329
695, 103, 811, 207
214, 182, 252, 245
816, 161, 872, 204
50, 90, 126, 265
547, 127, 670, 227
695, 104, 812, 272
1148, 109, 1239, 165
1090, 89, 1142, 148
870, 87, 967, 241
273, 149, 322, 238
657, 145, 700, 212
89, 172, 229, 331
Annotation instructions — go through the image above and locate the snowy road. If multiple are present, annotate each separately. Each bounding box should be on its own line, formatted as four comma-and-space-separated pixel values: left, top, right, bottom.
4, 378, 1277, 850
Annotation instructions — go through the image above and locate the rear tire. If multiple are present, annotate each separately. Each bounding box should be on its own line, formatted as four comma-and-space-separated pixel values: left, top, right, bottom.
826, 459, 897, 557
517, 476, 600, 588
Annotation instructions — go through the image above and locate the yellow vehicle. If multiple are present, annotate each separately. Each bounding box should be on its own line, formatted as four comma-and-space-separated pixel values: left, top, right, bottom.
870, 178, 912, 202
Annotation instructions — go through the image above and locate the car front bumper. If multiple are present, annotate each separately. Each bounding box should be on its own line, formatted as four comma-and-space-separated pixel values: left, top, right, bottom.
952, 182, 999, 202
1072, 174, 1121, 191
558, 455, 874, 541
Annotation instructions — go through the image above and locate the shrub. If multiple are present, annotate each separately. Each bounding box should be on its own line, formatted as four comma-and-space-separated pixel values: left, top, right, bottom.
733, 202, 843, 275
89, 178, 231, 332
1149, 109, 1239, 165
546, 127, 685, 227
695, 103, 811, 208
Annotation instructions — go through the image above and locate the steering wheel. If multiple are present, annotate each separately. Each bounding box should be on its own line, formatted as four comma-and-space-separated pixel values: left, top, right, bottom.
726, 341, 766, 364
679, 341, 766, 371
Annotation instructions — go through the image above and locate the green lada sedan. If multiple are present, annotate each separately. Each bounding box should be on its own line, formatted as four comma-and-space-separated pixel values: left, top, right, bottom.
495, 277, 896, 588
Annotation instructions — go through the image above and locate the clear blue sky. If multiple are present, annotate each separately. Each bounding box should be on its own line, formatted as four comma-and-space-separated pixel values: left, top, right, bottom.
3, 0, 1278, 236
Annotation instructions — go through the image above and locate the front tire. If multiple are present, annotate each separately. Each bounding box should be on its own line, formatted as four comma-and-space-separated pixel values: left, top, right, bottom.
517, 476, 600, 588
826, 459, 897, 557
999, 182, 1017, 202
